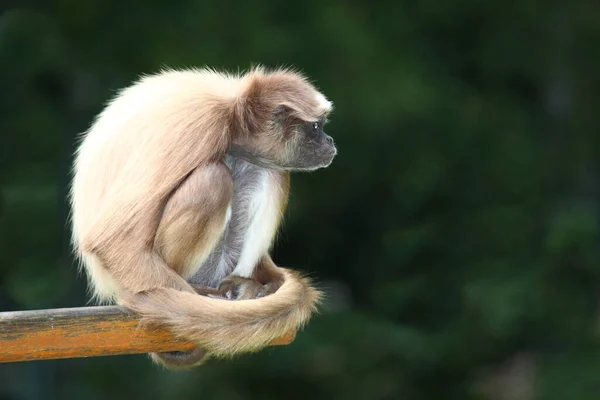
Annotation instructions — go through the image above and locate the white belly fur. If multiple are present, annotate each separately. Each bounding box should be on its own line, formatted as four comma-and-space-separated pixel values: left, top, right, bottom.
232, 170, 281, 278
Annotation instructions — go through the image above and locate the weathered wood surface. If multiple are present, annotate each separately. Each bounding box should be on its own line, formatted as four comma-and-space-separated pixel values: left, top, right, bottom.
0, 306, 296, 363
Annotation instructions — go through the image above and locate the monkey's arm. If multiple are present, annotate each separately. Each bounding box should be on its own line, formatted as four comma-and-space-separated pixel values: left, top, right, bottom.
81, 163, 232, 298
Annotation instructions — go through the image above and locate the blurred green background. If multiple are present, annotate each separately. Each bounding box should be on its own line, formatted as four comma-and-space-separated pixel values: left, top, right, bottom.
1, 1, 599, 399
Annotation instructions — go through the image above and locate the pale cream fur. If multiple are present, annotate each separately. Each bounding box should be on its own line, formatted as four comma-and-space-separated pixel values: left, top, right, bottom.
69, 66, 333, 363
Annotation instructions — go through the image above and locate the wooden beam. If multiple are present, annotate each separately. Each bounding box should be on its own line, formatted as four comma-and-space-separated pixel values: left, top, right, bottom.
0, 306, 296, 363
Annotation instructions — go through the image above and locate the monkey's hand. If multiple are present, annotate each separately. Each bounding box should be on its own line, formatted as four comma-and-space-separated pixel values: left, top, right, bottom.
192, 276, 278, 300
220, 275, 279, 300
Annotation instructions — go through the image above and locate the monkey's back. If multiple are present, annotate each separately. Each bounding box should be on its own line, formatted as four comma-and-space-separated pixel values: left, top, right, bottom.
69, 69, 244, 299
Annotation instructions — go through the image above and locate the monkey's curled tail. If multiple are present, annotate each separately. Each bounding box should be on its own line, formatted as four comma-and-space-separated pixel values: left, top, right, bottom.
120, 269, 322, 357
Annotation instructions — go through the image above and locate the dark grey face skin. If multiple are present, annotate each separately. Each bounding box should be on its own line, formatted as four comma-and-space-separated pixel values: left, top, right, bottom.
291, 120, 337, 171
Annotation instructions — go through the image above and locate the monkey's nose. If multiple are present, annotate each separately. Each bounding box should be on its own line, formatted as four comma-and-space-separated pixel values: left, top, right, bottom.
324, 135, 334, 145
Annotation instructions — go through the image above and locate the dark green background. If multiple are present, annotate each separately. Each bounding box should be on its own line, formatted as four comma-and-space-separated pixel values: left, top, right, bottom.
1, 1, 599, 399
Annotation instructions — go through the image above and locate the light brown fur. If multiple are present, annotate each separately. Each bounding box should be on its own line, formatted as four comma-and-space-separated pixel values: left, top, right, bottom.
69, 66, 334, 367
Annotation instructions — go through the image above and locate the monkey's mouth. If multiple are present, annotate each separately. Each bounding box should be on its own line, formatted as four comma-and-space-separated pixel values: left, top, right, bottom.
323, 142, 337, 159
312, 146, 337, 169
324, 149, 337, 165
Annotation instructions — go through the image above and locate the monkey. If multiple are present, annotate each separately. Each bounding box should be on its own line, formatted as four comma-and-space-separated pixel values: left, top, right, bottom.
69, 66, 336, 368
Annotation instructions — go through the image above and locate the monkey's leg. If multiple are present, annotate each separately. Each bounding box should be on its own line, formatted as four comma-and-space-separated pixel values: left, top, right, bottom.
150, 163, 233, 369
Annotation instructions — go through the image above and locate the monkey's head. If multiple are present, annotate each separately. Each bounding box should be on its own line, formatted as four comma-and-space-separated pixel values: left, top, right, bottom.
230, 68, 337, 171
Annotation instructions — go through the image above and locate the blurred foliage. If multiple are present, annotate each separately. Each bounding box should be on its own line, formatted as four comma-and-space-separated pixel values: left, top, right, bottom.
1, 1, 600, 399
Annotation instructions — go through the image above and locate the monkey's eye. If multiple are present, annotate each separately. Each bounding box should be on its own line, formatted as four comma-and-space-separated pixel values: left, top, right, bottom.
312, 122, 320, 131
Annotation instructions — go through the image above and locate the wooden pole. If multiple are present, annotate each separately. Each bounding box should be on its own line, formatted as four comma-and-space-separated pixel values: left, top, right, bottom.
0, 306, 296, 363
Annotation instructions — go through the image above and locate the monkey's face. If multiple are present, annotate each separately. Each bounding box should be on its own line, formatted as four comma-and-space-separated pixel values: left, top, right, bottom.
284, 118, 337, 171
228, 75, 336, 171
230, 112, 337, 172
